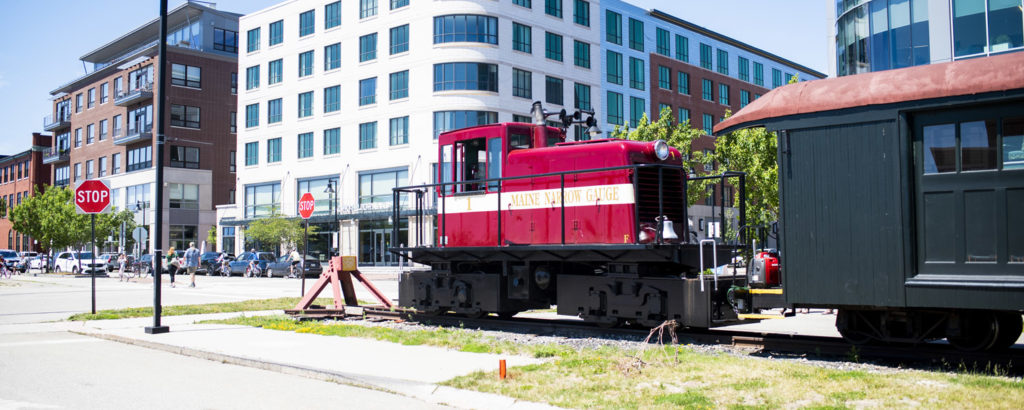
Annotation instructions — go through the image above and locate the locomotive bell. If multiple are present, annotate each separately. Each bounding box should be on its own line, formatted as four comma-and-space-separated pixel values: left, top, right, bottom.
660, 217, 680, 242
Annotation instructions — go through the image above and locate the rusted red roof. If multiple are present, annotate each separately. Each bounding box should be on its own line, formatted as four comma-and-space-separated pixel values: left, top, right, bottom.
714, 51, 1024, 135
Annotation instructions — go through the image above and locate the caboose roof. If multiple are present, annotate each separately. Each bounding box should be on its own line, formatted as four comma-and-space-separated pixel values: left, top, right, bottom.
714, 51, 1024, 135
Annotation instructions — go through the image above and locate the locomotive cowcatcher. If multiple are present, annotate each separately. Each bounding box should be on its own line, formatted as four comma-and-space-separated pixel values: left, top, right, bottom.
393, 102, 754, 328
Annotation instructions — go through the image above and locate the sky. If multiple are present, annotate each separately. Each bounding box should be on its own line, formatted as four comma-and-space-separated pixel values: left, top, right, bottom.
0, 0, 832, 155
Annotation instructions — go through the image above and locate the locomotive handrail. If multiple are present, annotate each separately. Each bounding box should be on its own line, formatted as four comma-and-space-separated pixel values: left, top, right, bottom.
391, 164, 746, 251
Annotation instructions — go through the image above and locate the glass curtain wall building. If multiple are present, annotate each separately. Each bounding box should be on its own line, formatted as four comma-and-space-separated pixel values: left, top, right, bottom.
837, 0, 1024, 76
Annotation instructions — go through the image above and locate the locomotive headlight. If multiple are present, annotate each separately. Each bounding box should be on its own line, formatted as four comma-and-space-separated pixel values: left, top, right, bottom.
654, 140, 670, 161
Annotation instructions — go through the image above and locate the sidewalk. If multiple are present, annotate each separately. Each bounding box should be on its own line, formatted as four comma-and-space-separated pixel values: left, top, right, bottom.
59, 312, 556, 410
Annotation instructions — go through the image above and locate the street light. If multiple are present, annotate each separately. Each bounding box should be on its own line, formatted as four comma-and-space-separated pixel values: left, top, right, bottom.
135, 200, 147, 259
324, 179, 337, 257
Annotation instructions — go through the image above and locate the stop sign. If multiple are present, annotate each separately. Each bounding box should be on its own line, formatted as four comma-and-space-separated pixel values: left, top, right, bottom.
298, 192, 315, 219
75, 180, 111, 214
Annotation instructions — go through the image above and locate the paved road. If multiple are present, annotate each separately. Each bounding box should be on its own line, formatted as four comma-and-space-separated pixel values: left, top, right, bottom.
0, 331, 443, 410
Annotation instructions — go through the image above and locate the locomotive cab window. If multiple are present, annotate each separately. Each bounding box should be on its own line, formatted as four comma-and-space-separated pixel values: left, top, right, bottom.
456, 138, 487, 193
487, 137, 502, 191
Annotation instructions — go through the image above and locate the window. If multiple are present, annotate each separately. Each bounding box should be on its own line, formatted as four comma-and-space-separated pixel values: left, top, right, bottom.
514, 0, 531, 9
247, 28, 260, 52
513, 23, 532, 53
324, 85, 340, 112
125, 103, 151, 136
658, 66, 670, 89
573, 40, 590, 68
391, 0, 408, 9
700, 43, 712, 70
298, 91, 313, 118
269, 20, 283, 45
675, 34, 688, 62
75, 94, 82, 113
740, 90, 750, 108
74, 128, 81, 147
127, 146, 152, 172
607, 51, 622, 85
702, 79, 713, 101
74, 163, 81, 181
390, 116, 409, 145
299, 9, 315, 37
222, 227, 236, 252
126, 183, 150, 210
269, 59, 282, 84
629, 97, 645, 128
169, 225, 197, 252
678, 108, 690, 124
170, 145, 200, 169
573, 0, 589, 26
246, 65, 260, 90
786, 72, 795, 83
573, 83, 591, 110
324, 43, 340, 70
702, 113, 714, 135
324, 128, 340, 155
166, 185, 197, 211
628, 18, 643, 51
299, 50, 314, 77
99, 119, 108, 140
772, 68, 783, 88
267, 138, 282, 163
214, 28, 238, 53
360, 33, 377, 62
296, 177, 339, 217
607, 91, 623, 125
245, 142, 258, 166
753, 62, 764, 86
606, 10, 622, 45
719, 84, 729, 105
100, 83, 108, 104
545, 76, 563, 105
112, 114, 122, 137
513, 68, 532, 98
545, 32, 562, 61
359, 168, 408, 205
55, 166, 70, 186
433, 63, 498, 92
390, 24, 409, 54
545, 0, 562, 17
359, 77, 376, 105
629, 57, 644, 90
114, 78, 123, 98
738, 57, 750, 82
85, 160, 93, 179
325, 1, 341, 29
245, 182, 281, 218
658, 103, 671, 120
433, 111, 497, 138
171, 63, 201, 88
297, 132, 313, 158
268, 98, 282, 123
359, 122, 377, 150
390, 70, 408, 99
112, 153, 120, 175
230, 73, 237, 94
360, 0, 377, 19
229, 151, 235, 172
246, 103, 259, 127
230, 111, 236, 133
717, 49, 729, 75
656, 28, 670, 55
86, 124, 94, 144
678, 71, 690, 95
87, 88, 95, 109
170, 105, 200, 128
433, 15, 497, 44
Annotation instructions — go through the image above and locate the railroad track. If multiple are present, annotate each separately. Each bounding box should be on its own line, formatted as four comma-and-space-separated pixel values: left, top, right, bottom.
290, 306, 1024, 375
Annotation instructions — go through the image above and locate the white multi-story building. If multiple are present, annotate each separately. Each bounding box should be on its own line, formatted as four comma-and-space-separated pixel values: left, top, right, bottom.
217, 0, 602, 268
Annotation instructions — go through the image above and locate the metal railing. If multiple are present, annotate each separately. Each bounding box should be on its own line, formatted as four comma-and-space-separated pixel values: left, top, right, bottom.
43, 112, 72, 129
42, 146, 70, 163
392, 163, 747, 249
113, 82, 153, 104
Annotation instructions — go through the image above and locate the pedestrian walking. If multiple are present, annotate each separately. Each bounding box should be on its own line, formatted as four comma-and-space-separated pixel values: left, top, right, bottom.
166, 247, 179, 288
117, 253, 127, 282
184, 242, 200, 288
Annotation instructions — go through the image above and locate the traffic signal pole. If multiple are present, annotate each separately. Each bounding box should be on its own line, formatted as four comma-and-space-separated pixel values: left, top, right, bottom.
145, 0, 169, 335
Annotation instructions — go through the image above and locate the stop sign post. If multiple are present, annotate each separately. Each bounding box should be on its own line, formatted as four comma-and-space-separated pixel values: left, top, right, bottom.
75, 180, 111, 315
298, 193, 315, 296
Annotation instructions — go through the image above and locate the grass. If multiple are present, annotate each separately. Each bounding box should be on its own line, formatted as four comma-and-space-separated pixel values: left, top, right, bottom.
67, 297, 337, 321
212, 315, 1024, 409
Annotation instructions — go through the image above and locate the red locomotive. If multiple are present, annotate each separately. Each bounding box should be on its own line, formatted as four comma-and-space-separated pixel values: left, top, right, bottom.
396, 103, 748, 328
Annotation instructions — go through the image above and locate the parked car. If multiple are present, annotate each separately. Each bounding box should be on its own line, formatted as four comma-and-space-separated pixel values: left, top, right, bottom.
16, 252, 38, 272
0, 249, 20, 271
98, 253, 120, 272
136, 253, 154, 275
264, 255, 323, 278
227, 252, 275, 276
53, 252, 105, 275
28, 255, 48, 271
199, 252, 221, 274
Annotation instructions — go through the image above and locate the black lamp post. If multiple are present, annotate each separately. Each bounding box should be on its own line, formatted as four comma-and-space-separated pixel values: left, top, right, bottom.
135, 200, 147, 259
324, 180, 337, 257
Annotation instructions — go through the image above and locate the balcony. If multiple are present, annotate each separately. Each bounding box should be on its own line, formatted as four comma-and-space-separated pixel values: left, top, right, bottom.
42, 147, 70, 164
114, 82, 153, 106
114, 123, 152, 145
43, 112, 72, 132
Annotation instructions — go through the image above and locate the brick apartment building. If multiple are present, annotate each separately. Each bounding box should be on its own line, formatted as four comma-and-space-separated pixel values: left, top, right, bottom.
0, 133, 52, 252
42, 3, 240, 253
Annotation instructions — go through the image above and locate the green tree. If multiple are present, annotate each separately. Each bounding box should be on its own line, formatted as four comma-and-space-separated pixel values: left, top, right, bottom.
206, 225, 217, 249
705, 119, 779, 230
243, 211, 316, 253
10, 186, 136, 253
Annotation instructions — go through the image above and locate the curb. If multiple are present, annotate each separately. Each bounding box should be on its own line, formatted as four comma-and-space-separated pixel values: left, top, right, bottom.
72, 329, 558, 410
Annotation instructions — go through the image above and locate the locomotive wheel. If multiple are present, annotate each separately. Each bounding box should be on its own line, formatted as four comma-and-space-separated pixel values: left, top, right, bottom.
836, 309, 876, 346
992, 312, 1023, 350
947, 311, 1000, 351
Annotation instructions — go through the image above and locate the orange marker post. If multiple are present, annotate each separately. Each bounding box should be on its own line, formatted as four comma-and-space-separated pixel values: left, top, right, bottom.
499, 359, 507, 380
